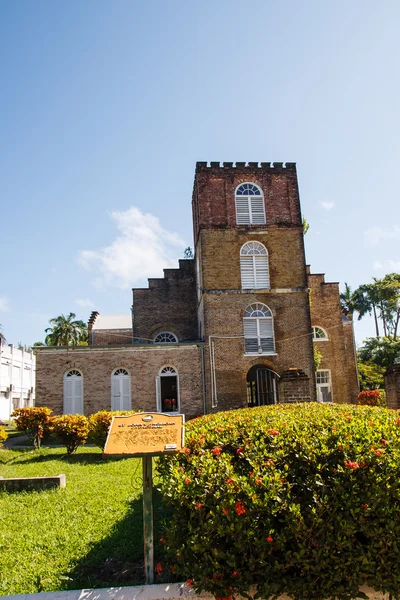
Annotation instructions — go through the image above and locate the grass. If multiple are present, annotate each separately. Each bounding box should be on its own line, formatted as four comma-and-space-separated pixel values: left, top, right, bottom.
0, 447, 167, 596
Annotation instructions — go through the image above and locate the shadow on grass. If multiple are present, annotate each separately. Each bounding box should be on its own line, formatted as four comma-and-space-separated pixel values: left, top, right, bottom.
62, 488, 171, 590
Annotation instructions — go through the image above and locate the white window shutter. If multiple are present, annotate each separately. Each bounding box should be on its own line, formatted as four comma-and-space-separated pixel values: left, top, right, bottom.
121, 377, 131, 411
111, 377, 120, 411
236, 198, 250, 224
64, 379, 74, 414
259, 319, 275, 353
156, 376, 161, 412
250, 197, 266, 224
244, 320, 259, 353
240, 256, 255, 288
254, 255, 270, 288
73, 378, 83, 414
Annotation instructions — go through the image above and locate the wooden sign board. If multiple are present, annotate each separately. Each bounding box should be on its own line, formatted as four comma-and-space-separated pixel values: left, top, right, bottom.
103, 412, 185, 456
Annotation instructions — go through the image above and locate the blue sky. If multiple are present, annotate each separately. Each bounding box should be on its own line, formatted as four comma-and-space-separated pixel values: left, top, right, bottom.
1, 0, 399, 346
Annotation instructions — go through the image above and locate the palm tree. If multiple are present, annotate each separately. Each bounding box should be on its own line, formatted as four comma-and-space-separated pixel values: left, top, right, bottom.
45, 313, 88, 346
0, 324, 6, 346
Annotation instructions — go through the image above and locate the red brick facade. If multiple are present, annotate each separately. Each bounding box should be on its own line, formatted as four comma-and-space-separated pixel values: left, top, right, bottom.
35, 161, 358, 417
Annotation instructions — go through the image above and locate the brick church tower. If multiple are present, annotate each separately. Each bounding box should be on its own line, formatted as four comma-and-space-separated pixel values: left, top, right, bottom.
192, 161, 316, 411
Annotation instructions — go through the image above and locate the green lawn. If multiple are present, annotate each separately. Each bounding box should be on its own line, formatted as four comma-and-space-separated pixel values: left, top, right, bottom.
0, 447, 166, 596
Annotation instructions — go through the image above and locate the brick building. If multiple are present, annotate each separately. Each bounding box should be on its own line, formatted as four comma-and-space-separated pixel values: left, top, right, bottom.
35, 162, 359, 417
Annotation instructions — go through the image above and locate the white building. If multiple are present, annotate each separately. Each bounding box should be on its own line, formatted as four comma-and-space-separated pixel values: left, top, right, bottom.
0, 343, 36, 421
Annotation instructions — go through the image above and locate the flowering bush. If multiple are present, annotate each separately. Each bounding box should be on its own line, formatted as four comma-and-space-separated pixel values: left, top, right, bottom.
0, 427, 8, 445
157, 403, 400, 600
88, 410, 137, 449
358, 389, 386, 407
52, 414, 89, 455
11, 407, 53, 449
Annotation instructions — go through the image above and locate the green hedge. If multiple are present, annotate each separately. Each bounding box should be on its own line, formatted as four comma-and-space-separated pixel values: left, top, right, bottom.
157, 403, 400, 600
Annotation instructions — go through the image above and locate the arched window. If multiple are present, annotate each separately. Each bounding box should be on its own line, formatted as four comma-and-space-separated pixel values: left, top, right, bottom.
312, 326, 328, 340
240, 241, 270, 289
154, 332, 178, 343
63, 370, 83, 414
235, 183, 266, 225
243, 303, 275, 355
156, 366, 180, 413
111, 368, 131, 411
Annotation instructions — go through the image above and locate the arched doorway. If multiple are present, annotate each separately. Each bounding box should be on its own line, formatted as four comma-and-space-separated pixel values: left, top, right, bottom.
246, 365, 279, 407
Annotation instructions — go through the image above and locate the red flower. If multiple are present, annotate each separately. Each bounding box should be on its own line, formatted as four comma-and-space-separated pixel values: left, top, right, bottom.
184, 477, 192, 484
374, 449, 385, 456
235, 501, 246, 515
156, 562, 163, 575
381, 439, 388, 446
236, 447, 243, 454
362, 504, 369, 511
222, 508, 229, 515
232, 570, 239, 577
159, 537, 165, 543
249, 471, 254, 477
266, 535, 273, 543
195, 502, 204, 509
185, 579, 194, 587
267, 428, 280, 436
226, 477, 235, 485
211, 446, 222, 455
266, 459, 275, 467
344, 460, 359, 469
256, 477, 262, 486
182, 447, 191, 454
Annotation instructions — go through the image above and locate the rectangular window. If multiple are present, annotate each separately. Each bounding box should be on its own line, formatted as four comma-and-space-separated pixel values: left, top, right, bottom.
316, 370, 332, 403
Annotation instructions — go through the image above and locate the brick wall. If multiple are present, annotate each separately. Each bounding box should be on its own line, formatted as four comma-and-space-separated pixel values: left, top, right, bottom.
91, 329, 133, 345
308, 270, 359, 404
35, 345, 204, 419
132, 259, 198, 343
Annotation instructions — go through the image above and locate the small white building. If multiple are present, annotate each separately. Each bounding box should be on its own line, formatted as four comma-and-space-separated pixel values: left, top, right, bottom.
0, 343, 36, 421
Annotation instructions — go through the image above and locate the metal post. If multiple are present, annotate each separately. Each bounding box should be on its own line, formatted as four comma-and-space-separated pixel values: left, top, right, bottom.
142, 455, 154, 584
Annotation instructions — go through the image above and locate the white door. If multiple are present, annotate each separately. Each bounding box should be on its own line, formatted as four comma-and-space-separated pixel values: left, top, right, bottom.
64, 371, 83, 414
111, 370, 131, 411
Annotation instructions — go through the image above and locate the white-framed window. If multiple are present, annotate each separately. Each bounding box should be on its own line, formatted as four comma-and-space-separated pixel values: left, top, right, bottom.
316, 370, 332, 403
312, 326, 328, 341
156, 365, 180, 413
63, 369, 83, 414
235, 183, 266, 225
111, 368, 131, 411
153, 332, 178, 343
243, 303, 275, 355
240, 241, 270, 289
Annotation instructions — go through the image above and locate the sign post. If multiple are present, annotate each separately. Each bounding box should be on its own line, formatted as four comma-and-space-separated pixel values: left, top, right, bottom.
103, 413, 185, 585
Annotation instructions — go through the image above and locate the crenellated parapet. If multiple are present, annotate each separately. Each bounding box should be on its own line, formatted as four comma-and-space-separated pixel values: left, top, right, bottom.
195, 161, 296, 170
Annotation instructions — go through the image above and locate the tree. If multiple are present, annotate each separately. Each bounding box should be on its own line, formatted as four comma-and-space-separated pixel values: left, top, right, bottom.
358, 337, 400, 370
302, 217, 309, 235
0, 324, 6, 345
45, 313, 88, 346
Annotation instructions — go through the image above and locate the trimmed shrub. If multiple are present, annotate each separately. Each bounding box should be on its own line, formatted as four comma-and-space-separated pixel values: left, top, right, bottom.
358, 389, 386, 407
11, 407, 53, 449
0, 427, 8, 446
157, 403, 400, 600
88, 410, 137, 449
52, 414, 89, 455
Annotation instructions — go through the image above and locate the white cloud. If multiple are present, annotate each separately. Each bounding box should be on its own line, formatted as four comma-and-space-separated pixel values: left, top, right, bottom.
78, 207, 186, 289
364, 225, 400, 246
0, 297, 10, 312
320, 201, 335, 211
373, 259, 400, 272
76, 298, 95, 309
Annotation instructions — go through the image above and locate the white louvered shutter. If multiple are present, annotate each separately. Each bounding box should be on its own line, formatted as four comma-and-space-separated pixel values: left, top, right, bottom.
244, 320, 259, 354
254, 255, 270, 288
259, 319, 274, 353
111, 376, 120, 411
73, 377, 83, 414
250, 197, 266, 224
121, 377, 131, 411
236, 198, 250, 224
156, 376, 161, 412
240, 256, 255, 288
64, 379, 74, 414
